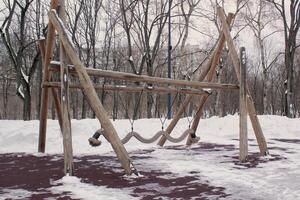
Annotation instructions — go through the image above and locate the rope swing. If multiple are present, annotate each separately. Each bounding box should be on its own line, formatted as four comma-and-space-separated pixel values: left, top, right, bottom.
88, 91, 198, 146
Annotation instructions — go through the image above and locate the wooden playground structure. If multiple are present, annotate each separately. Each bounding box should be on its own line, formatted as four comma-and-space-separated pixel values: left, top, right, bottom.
38, 0, 268, 175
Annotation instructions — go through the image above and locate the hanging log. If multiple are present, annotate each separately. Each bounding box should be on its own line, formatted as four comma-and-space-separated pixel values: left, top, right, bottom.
43, 82, 210, 96
38, 0, 60, 153
49, 62, 239, 90
217, 7, 268, 155
49, 10, 133, 175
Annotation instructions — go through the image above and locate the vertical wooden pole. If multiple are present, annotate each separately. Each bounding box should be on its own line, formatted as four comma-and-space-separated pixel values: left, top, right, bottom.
39, 39, 63, 132
49, 11, 132, 175
217, 7, 268, 155
38, 0, 60, 153
239, 47, 248, 161
59, 0, 74, 175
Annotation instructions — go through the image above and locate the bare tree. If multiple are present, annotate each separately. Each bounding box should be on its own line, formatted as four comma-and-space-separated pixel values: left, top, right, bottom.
267, 0, 300, 117
0, 0, 40, 120
119, 0, 170, 118
244, 0, 282, 114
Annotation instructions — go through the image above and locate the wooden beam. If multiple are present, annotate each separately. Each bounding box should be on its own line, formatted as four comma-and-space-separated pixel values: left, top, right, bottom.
38, 0, 60, 153
49, 62, 239, 90
239, 47, 248, 161
43, 82, 210, 96
217, 7, 268, 155
59, 0, 74, 175
49, 10, 133, 175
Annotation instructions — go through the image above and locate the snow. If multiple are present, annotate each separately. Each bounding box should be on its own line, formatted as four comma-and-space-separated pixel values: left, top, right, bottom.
50, 176, 137, 200
0, 115, 299, 199
17, 86, 25, 99
1, 188, 33, 200
21, 68, 29, 84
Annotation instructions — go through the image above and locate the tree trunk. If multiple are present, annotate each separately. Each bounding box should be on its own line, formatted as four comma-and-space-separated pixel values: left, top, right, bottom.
23, 84, 31, 120
81, 95, 87, 119
262, 70, 268, 114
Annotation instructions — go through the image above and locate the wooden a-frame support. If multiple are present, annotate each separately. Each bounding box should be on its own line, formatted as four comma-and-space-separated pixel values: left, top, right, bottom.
158, 7, 268, 160
157, 13, 235, 146
217, 7, 268, 157
38, 0, 133, 175
38, 0, 74, 175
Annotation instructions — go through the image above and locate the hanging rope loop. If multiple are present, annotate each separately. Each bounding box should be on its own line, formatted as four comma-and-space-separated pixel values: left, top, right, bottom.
118, 87, 144, 132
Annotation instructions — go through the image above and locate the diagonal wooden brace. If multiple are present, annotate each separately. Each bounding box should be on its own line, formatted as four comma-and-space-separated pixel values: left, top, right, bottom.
217, 7, 268, 155
49, 10, 133, 175
158, 14, 234, 147
186, 13, 235, 145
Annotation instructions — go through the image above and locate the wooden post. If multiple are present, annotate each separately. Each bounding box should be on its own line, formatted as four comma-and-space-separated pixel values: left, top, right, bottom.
38, 0, 60, 153
49, 10, 132, 175
217, 7, 268, 155
39, 39, 63, 132
239, 47, 248, 161
43, 82, 210, 96
59, 0, 74, 175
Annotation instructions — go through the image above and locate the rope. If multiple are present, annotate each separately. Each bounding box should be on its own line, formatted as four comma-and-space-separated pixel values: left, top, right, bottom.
118, 93, 134, 128
118, 88, 144, 131
92, 128, 199, 145
183, 105, 193, 128
121, 129, 195, 144
160, 92, 179, 129
132, 89, 144, 121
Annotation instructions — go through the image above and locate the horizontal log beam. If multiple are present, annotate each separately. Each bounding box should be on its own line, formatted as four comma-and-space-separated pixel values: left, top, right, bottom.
49, 61, 239, 90
43, 82, 211, 96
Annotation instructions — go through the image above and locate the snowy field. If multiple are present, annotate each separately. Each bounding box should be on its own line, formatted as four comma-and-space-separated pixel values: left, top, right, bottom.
0, 115, 299, 199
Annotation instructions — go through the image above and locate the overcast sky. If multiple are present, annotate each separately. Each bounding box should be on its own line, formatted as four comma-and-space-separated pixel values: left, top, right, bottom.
0, 0, 286, 65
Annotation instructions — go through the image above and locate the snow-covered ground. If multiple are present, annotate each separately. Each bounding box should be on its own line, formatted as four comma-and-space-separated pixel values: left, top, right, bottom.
0, 115, 299, 199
